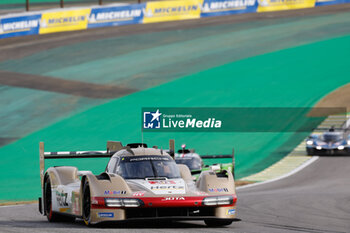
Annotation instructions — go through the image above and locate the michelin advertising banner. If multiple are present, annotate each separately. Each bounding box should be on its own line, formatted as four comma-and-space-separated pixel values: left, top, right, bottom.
0, 14, 41, 39
1, 0, 350, 39
257, 0, 316, 12
39, 9, 90, 34
315, 0, 350, 6
201, 0, 258, 17
88, 4, 146, 28
143, 0, 203, 23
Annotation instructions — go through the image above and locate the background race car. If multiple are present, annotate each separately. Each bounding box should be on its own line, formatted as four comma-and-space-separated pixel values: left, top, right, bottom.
306, 126, 350, 155
174, 144, 234, 180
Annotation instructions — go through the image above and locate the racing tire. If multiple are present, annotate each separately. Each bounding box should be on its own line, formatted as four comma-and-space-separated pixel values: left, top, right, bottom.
306, 148, 315, 156
44, 177, 75, 222
346, 148, 350, 155
82, 179, 93, 227
204, 219, 233, 227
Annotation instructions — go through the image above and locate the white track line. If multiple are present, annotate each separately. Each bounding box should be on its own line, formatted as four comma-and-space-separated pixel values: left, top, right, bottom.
237, 156, 319, 190
0, 204, 28, 208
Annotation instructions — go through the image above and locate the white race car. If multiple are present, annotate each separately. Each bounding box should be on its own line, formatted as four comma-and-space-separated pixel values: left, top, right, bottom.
38, 140, 238, 226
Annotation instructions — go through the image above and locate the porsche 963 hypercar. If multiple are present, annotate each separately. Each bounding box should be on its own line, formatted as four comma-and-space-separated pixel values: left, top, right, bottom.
174, 144, 234, 181
38, 140, 238, 226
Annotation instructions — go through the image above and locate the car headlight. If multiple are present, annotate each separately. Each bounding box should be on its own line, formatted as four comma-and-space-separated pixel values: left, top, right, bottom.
203, 195, 234, 206
338, 145, 345, 150
316, 146, 322, 150
348, 140, 350, 145
105, 198, 143, 207
306, 140, 313, 145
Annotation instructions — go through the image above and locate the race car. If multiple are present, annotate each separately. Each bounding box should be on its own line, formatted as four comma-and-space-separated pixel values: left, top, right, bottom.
38, 140, 238, 226
174, 144, 234, 181
306, 127, 350, 155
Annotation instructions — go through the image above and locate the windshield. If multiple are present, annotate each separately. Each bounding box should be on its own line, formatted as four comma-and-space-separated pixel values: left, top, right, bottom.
116, 155, 181, 179
175, 157, 202, 170
322, 133, 342, 142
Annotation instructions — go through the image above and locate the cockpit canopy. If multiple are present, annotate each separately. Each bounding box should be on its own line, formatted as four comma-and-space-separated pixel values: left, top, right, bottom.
321, 132, 343, 142
107, 155, 181, 179
175, 156, 203, 171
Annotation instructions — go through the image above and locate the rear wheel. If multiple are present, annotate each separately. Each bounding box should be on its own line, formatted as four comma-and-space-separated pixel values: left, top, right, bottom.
44, 176, 75, 222
204, 219, 233, 227
82, 179, 92, 226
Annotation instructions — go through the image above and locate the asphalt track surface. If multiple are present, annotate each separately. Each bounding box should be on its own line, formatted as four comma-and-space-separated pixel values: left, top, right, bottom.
1, 156, 350, 233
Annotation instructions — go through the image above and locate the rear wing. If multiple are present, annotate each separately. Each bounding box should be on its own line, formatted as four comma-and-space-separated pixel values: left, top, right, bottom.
39, 141, 122, 188
201, 149, 235, 177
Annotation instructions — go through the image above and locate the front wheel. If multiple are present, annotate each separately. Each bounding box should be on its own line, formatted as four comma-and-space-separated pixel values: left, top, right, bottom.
44, 177, 75, 222
44, 177, 58, 222
82, 179, 92, 226
306, 148, 314, 156
204, 219, 233, 227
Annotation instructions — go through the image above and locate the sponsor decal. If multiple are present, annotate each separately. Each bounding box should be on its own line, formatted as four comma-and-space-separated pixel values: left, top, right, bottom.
150, 185, 185, 190
98, 212, 114, 218
128, 156, 170, 162
132, 191, 146, 197
195, 191, 209, 196
201, 0, 258, 17
104, 190, 127, 195
88, 4, 145, 28
73, 197, 80, 215
257, 0, 316, 12
162, 197, 185, 201
143, 0, 202, 23
148, 180, 176, 184
130, 178, 186, 195
39, 9, 90, 34
56, 191, 69, 206
143, 108, 222, 130
208, 188, 229, 192
227, 209, 236, 215
0, 14, 41, 39
59, 207, 69, 213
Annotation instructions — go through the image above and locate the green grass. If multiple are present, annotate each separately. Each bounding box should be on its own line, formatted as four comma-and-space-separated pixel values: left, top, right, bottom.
1, 11, 349, 144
